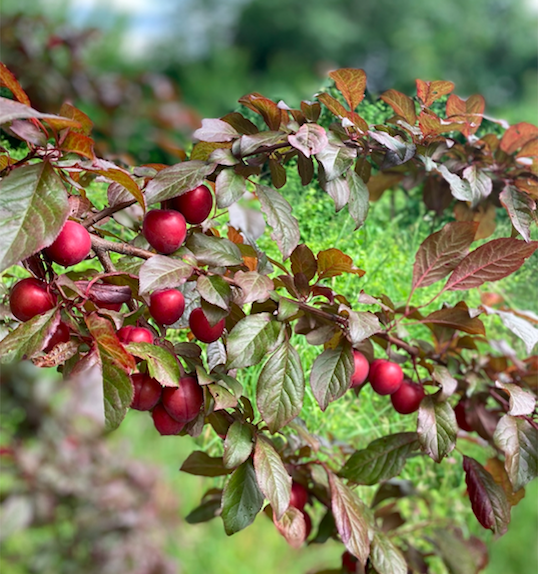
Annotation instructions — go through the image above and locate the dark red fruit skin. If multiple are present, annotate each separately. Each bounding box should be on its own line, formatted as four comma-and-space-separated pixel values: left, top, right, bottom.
290, 482, 308, 511
390, 380, 425, 414
117, 326, 154, 344
170, 184, 213, 224
130, 373, 162, 411
142, 209, 187, 254
350, 350, 370, 388
302, 510, 312, 539
342, 551, 358, 572
44, 321, 70, 353
369, 360, 403, 396
455, 399, 473, 431
149, 289, 185, 325
10, 278, 57, 322
162, 376, 203, 423
152, 403, 185, 435
189, 307, 225, 343
45, 220, 92, 266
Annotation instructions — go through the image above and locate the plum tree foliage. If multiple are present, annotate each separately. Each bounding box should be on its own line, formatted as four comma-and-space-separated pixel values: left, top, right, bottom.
1, 62, 537, 573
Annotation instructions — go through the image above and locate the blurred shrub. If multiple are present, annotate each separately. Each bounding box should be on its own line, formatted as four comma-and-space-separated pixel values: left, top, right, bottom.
0, 12, 200, 163
0, 363, 179, 574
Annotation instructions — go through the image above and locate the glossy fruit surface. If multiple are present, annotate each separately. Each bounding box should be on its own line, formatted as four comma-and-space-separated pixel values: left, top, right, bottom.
152, 403, 185, 435
350, 350, 369, 388
117, 326, 154, 344
45, 220, 92, 266
10, 278, 57, 322
149, 289, 185, 325
142, 209, 187, 254
369, 360, 403, 395
170, 184, 213, 224
162, 376, 203, 423
189, 307, 225, 343
289, 482, 308, 511
44, 321, 70, 353
131, 373, 162, 411
390, 380, 425, 414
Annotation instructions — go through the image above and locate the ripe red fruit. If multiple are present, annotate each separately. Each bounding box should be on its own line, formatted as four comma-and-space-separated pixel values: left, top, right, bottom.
342, 551, 358, 572
142, 209, 187, 254
302, 510, 312, 539
117, 326, 154, 344
390, 380, 425, 414
350, 350, 369, 388
149, 289, 185, 325
93, 299, 123, 312
369, 359, 403, 396
189, 307, 225, 343
10, 278, 57, 322
45, 220, 92, 266
170, 184, 213, 224
290, 482, 308, 511
152, 403, 185, 435
455, 399, 473, 432
130, 373, 162, 411
162, 376, 204, 423
44, 321, 70, 353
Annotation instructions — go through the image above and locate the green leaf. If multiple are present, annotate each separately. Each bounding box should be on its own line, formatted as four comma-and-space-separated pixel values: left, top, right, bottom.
370, 531, 407, 574
494, 382, 536, 416
221, 460, 264, 535
208, 383, 238, 410
239, 131, 286, 156
310, 341, 353, 411
185, 499, 221, 524
499, 185, 536, 243
0, 309, 58, 364
288, 123, 328, 158
323, 176, 349, 211
102, 357, 133, 432
346, 310, 381, 345
0, 162, 69, 273
144, 160, 215, 204
197, 275, 232, 309
417, 395, 457, 463
187, 233, 243, 267
494, 415, 538, 491
327, 472, 372, 566
223, 421, 254, 469
257, 340, 304, 433
316, 142, 356, 181
340, 432, 419, 485
347, 170, 369, 230
125, 342, 180, 387
253, 435, 291, 519
85, 313, 136, 430
256, 184, 300, 260
215, 168, 247, 208
226, 313, 284, 369
138, 255, 193, 294
181, 451, 232, 477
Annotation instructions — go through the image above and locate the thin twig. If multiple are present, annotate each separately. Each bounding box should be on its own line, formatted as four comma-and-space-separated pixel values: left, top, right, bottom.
83, 199, 137, 229
90, 234, 154, 259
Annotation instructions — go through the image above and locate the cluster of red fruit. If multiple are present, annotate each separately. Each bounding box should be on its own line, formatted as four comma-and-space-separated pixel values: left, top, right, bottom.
129, 369, 203, 436
288, 481, 312, 538
350, 350, 425, 414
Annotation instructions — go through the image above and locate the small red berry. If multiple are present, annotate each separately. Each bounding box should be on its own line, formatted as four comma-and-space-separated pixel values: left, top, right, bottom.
302, 510, 312, 539
152, 403, 185, 435
142, 209, 187, 254
390, 380, 425, 414
131, 373, 162, 411
162, 376, 204, 423
44, 321, 71, 353
170, 184, 213, 224
45, 220, 92, 266
369, 360, 403, 395
189, 307, 225, 343
289, 482, 308, 511
10, 278, 57, 322
350, 350, 369, 388
149, 289, 185, 325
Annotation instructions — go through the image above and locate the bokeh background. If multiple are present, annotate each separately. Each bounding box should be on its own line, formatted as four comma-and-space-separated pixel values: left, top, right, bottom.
1, 1, 537, 573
